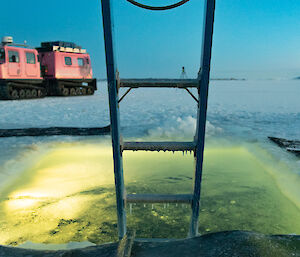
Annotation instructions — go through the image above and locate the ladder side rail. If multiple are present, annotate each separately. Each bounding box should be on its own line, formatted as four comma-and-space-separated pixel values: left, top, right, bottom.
189, 0, 216, 237
101, 0, 127, 238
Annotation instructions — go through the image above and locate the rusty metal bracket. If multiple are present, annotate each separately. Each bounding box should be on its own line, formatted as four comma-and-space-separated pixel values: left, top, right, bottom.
116, 70, 121, 93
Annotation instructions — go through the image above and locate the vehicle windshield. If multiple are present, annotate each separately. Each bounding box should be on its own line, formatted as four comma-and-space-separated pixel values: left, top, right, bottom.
0, 48, 5, 63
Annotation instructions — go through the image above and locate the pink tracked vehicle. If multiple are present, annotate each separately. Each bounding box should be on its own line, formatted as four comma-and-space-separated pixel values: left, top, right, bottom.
0, 36, 97, 100
0, 37, 45, 99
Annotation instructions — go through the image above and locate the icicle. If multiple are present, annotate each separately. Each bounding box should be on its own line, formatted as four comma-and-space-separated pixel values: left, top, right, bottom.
152, 204, 154, 210
129, 203, 132, 215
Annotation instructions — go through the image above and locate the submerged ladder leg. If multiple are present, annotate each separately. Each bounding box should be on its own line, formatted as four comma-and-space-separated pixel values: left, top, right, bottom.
101, 0, 126, 238
189, 0, 216, 237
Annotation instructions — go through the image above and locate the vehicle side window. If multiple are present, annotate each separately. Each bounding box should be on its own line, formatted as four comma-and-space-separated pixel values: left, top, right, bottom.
0, 49, 5, 62
8, 51, 20, 63
77, 58, 84, 66
65, 57, 72, 66
26, 52, 36, 64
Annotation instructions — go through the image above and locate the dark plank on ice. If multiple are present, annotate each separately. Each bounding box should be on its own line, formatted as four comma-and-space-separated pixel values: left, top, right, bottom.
0, 126, 110, 138
268, 137, 300, 157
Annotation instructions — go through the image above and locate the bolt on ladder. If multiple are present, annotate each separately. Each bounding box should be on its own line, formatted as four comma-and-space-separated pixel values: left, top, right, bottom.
100, 0, 216, 239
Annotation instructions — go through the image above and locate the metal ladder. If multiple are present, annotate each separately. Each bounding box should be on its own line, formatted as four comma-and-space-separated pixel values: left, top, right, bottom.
100, 0, 216, 239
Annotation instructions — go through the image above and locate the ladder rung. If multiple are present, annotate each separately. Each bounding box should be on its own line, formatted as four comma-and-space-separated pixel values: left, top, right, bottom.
122, 141, 196, 152
119, 79, 199, 88
126, 194, 193, 203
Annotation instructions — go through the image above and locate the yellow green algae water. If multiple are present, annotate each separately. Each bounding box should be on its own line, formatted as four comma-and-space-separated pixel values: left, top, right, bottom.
0, 140, 299, 247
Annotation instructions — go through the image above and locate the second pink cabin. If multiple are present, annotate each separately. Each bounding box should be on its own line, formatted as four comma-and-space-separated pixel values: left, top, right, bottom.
39, 48, 92, 79
37, 41, 96, 96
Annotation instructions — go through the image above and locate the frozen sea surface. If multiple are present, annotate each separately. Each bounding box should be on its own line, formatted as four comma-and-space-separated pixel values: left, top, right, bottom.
1, 80, 299, 137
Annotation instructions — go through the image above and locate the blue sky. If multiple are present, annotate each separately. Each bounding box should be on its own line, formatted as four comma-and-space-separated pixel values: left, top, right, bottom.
1, 0, 300, 79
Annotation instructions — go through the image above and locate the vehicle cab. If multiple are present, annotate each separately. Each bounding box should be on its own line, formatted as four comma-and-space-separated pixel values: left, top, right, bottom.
37, 41, 93, 80
0, 37, 42, 81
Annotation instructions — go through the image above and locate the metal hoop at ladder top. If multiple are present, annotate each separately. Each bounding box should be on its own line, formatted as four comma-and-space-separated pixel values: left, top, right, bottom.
100, 0, 215, 239
126, 0, 190, 11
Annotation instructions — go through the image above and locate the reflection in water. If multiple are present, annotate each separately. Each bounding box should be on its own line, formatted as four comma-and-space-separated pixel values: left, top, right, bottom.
0, 141, 299, 248
7, 198, 39, 210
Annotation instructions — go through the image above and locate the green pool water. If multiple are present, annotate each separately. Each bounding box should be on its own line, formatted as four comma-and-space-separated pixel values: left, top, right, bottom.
0, 140, 299, 246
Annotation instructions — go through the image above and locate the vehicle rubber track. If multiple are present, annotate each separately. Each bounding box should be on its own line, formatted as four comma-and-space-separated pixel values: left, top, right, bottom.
0, 81, 46, 100
56, 81, 95, 97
